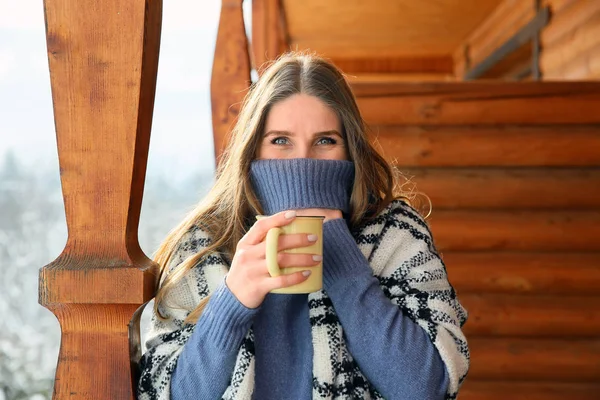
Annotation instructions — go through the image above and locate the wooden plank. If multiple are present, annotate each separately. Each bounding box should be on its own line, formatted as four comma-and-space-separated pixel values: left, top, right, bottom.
458, 0, 519, 61
469, 1, 536, 69
429, 210, 600, 251
445, 252, 600, 295
211, 0, 252, 165
469, 338, 600, 381
330, 56, 453, 74
369, 125, 600, 167
544, 42, 600, 80
401, 168, 600, 209
353, 82, 600, 125
345, 73, 455, 84
540, 11, 600, 74
460, 381, 600, 400
39, 0, 160, 397
282, 0, 503, 58
541, 0, 600, 48
479, 41, 532, 79
252, 0, 287, 71
541, 0, 578, 14
461, 294, 600, 337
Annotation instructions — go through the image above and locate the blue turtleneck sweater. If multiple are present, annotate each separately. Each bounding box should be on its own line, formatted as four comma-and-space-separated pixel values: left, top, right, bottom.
171, 158, 448, 399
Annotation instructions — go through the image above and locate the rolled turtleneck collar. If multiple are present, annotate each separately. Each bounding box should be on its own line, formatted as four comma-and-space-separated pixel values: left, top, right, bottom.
249, 158, 355, 215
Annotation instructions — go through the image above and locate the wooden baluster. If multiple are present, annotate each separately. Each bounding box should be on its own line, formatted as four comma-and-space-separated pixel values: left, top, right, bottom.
39, 0, 162, 397
252, 0, 288, 73
211, 0, 252, 165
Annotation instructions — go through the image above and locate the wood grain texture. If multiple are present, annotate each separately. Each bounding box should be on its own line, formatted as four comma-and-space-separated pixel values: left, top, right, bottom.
543, 42, 600, 80
542, 0, 578, 13
39, 0, 161, 397
468, 338, 600, 381
469, 0, 535, 68
445, 252, 600, 295
460, 380, 600, 400
282, 0, 503, 57
428, 210, 600, 251
461, 294, 600, 337
368, 125, 600, 167
330, 56, 454, 74
541, 0, 600, 48
211, 0, 251, 166
352, 82, 600, 125
540, 10, 600, 74
252, 0, 287, 72
400, 168, 600, 209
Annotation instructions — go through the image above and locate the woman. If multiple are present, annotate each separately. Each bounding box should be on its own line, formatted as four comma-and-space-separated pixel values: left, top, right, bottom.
137, 52, 469, 400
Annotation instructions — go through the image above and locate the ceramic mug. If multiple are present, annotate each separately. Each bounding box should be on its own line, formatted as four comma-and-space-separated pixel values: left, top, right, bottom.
256, 215, 324, 294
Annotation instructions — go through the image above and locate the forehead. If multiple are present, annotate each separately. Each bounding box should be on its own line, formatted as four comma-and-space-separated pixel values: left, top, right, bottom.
265, 94, 341, 132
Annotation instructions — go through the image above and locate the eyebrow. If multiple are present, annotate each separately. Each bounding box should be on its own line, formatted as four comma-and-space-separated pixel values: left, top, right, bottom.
264, 130, 343, 138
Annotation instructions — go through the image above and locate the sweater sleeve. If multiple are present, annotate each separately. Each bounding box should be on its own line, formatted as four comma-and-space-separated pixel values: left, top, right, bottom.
171, 280, 259, 398
322, 218, 449, 400
137, 225, 258, 400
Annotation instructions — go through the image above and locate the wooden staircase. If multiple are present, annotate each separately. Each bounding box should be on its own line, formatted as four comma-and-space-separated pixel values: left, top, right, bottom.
351, 80, 600, 399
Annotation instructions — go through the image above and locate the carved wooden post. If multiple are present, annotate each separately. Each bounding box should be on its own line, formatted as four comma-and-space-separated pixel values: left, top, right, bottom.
252, 0, 288, 72
38, 0, 162, 398
211, 0, 252, 164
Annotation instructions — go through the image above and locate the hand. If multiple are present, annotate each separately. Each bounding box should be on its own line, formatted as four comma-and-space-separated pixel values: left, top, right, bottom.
225, 210, 322, 309
295, 208, 342, 222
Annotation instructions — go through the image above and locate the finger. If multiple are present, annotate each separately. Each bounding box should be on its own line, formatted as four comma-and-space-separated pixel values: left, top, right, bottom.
254, 232, 318, 256
276, 253, 322, 269
262, 270, 312, 292
241, 210, 297, 245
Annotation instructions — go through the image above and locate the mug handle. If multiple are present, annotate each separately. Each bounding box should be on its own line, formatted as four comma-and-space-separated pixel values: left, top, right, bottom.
265, 227, 282, 277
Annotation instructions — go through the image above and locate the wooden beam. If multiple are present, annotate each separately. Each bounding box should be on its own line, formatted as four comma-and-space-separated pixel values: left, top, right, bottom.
329, 56, 454, 74
468, 338, 600, 381
465, 6, 550, 79
429, 210, 600, 251
252, 0, 288, 72
211, 0, 251, 166
369, 126, 600, 167
354, 82, 600, 125
400, 168, 600, 209
541, 0, 600, 48
460, 381, 600, 400
469, 0, 536, 68
461, 294, 600, 337
446, 252, 600, 295
540, 10, 600, 76
39, 0, 161, 397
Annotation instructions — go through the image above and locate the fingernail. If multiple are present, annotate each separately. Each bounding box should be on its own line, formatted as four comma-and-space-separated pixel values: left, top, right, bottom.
307, 234, 318, 242
285, 211, 297, 219
302, 270, 311, 277
312, 255, 322, 261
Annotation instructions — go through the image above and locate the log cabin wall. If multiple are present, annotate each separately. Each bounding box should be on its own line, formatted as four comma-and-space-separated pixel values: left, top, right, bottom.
242, 1, 600, 399
454, 0, 600, 80
352, 81, 600, 399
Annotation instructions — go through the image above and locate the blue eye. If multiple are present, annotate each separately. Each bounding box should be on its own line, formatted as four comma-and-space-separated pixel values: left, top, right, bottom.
317, 137, 337, 145
271, 137, 289, 145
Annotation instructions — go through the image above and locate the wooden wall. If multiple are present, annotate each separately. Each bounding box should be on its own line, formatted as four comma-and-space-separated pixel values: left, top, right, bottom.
453, 0, 536, 79
454, 0, 600, 80
351, 80, 600, 399
541, 0, 600, 79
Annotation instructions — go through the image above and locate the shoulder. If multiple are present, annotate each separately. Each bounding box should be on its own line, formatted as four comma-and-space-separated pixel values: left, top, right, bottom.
361, 198, 430, 233
165, 223, 221, 275
365, 198, 439, 254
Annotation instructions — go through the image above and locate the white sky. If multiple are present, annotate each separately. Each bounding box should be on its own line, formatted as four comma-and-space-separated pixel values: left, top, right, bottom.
0, 0, 252, 182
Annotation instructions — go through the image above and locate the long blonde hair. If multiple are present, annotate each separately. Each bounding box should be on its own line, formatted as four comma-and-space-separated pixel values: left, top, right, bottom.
153, 51, 428, 324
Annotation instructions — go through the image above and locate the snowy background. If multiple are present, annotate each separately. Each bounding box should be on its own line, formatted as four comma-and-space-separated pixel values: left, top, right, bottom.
0, 0, 251, 397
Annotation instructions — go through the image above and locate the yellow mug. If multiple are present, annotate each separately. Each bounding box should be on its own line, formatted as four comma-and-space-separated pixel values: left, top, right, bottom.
256, 215, 324, 294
